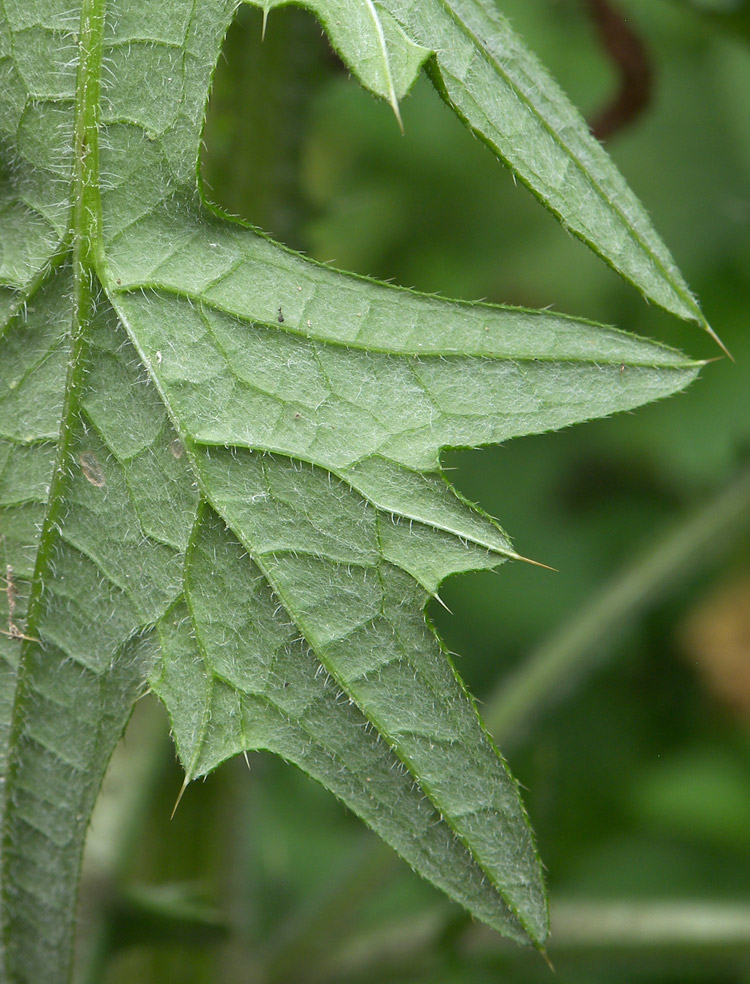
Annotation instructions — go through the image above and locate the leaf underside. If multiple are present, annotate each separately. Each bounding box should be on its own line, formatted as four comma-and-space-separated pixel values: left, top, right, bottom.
0, 0, 702, 980
253, 0, 711, 333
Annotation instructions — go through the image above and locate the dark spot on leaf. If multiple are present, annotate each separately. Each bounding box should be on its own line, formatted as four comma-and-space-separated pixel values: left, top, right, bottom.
79, 452, 105, 488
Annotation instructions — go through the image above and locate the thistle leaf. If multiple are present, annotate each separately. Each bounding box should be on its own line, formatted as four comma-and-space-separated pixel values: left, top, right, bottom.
0, 1, 703, 979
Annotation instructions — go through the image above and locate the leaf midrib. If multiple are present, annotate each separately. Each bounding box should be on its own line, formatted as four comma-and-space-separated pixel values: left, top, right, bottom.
19, 0, 106, 635
110, 283, 698, 368
1, 2, 108, 976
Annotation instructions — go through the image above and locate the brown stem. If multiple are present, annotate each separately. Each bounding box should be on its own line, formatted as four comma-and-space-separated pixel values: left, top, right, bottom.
584, 0, 654, 140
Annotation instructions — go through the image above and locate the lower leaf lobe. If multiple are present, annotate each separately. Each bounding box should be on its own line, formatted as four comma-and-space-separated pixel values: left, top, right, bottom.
155, 506, 533, 942
0, 291, 183, 983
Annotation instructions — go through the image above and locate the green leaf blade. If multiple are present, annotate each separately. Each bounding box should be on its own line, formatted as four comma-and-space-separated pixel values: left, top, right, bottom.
0, 0, 710, 974
0, 295, 175, 984
107, 191, 701, 947
261, 0, 710, 333
249, 0, 430, 120
156, 506, 540, 943
110, 229, 700, 475
191, 447, 548, 941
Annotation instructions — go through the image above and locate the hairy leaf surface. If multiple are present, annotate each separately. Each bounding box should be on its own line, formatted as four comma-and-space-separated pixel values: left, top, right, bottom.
0, 0, 703, 980
253, 0, 712, 334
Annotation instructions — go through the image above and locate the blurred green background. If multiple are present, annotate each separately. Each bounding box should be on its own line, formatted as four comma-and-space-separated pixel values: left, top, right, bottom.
78, 1, 750, 981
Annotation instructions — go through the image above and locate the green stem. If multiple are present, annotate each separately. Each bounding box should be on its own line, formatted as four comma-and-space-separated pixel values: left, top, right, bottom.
325, 899, 750, 978
486, 465, 750, 743
263, 839, 397, 984
465, 899, 750, 953
201, 4, 327, 247
75, 699, 172, 984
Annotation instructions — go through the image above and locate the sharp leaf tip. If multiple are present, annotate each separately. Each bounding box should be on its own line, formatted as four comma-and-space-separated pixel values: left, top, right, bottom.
170, 777, 190, 820
512, 552, 558, 573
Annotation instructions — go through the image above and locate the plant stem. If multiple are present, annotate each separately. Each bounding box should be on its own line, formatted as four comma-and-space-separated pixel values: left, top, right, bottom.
202, 5, 330, 247
306, 899, 750, 981
262, 839, 398, 984
465, 899, 750, 953
75, 699, 173, 984
486, 465, 750, 743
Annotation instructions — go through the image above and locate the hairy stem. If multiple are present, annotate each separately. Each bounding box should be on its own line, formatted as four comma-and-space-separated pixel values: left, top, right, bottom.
486, 465, 750, 742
